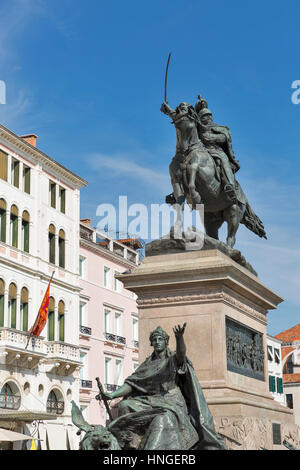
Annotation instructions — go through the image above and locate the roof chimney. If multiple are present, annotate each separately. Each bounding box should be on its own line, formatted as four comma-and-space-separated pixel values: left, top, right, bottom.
20, 134, 38, 147
80, 218, 91, 227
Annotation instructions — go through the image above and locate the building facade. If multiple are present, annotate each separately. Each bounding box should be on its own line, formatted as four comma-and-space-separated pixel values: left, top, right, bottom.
79, 220, 140, 426
276, 324, 300, 428
266, 334, 285, 406
0, 125, 87, 449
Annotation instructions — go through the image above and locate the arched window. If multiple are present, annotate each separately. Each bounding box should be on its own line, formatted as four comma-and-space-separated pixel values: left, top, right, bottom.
0, 382, 21, 410
0, 278, 4, 327
58, 229, 65, 268
46, 389, 64, 415
48, 297, 55, 341
20, 287, 29, 332
8, 283, 17, 329
10, 205, 18, 248
0, 198, 6, 243
21, 211, 30, 253
58, 300, 65, 342
49, 224, 56, 264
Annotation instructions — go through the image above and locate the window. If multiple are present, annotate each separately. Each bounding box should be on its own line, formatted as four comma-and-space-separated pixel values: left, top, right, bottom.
133, 361, 139, 372
132, 317, 138, 347
0, 383, 21, 410
272, 423, 281, 445
114, 271, 122, 292
79, 301, 87, 326
48, 297, 55, 341
104, 267, 110, 288
267, 345, 273, 362
286, 393, 294, 409
80, 352, 88, 381
49, 224, 56, 264
79, 256, 86, 278
58, 229, 65, 268
58, 300, 65, 342
47, 390, 64, 415
8, 283, 17, 329
269, 375, 276, 393
23, 165, 30, 194
59, 187, 66, 213
105, 357, 112, 386
0, 279, 4, 327
11, 158, 20, 188
115, 359, 122, 386
284, 357, 294, 374
114, 312, 121, 336
104, 308, 111, 333
0, 198, 6, 243
274, 348, 280, 364
21, 211, 30, 253
0, 150, 8, 182
20, 287, 29, 332
276, 377, 283, 394
49, 181, 56, 208
10, 205, 18, 248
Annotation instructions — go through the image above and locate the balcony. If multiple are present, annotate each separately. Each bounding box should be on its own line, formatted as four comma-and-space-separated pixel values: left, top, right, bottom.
0, 327, 47, 369
80, 325, 92, 336
44, 341, 81, 376
0, 393, 21, 410
106, 384, 118, 392
81, 380, 93, 389
46, 400, 65, 415
104, 332, 126, 345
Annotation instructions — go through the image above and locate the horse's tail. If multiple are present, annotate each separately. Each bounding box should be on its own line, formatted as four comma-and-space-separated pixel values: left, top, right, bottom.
241, 202, 267, 239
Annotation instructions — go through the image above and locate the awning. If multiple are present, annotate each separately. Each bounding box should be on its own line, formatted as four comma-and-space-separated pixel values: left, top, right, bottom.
0, 428, 34, 441
46, 424, 67, 450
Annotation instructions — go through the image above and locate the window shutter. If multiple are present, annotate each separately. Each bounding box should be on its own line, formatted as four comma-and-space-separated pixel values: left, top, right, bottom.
0, 206, 6, 243
0, 150, 8, 181
23, 166, 30, 194
269, 375, 276, 392
277, 377, 283, 394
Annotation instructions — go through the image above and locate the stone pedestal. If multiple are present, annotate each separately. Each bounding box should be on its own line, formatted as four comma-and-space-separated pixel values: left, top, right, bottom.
118, 250, 298, 450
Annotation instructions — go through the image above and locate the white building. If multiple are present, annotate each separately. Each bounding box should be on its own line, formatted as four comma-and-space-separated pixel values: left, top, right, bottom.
266, 334, 285, 406
0, 125, 87, 449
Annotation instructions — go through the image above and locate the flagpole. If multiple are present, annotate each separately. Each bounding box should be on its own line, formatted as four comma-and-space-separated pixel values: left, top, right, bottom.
25, 271, 55, 350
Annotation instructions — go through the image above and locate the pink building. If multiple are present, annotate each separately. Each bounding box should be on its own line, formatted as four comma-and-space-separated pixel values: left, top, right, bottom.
78, 220, 140, 425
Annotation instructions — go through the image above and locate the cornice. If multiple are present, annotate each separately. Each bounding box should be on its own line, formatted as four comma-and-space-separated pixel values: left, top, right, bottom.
80, 237, 137, 269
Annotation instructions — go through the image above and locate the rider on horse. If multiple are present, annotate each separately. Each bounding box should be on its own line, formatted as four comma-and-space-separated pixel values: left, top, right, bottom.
195, 96, 240, 202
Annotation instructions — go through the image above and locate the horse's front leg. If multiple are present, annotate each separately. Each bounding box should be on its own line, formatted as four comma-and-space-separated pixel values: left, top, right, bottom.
172, 181, 185, 238
188, 164, 201, 205
223, 204, 242, 248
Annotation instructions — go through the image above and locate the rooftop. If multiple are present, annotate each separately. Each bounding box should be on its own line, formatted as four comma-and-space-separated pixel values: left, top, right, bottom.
275, 324, 300, 343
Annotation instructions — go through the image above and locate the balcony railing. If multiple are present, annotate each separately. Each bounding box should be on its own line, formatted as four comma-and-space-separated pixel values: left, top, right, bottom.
104, 332, 126, 345
106, 384, 118, 392
0, 327, 45, 354
0, 394, 21, 410
80, 325, 92, 336
45, 341, 80, 362
46, 400, 65, 415
81, 380, 93, 389
132, 340, 139, 349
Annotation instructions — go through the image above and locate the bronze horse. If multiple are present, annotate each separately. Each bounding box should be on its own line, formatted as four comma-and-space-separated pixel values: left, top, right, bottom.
161, 101, 266, 248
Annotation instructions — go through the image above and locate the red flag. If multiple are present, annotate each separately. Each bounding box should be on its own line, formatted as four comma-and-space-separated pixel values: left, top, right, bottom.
28, 272, 54, 338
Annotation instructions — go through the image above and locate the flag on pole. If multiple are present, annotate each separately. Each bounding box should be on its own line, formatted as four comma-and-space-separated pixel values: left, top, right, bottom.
26, 272, 54, 348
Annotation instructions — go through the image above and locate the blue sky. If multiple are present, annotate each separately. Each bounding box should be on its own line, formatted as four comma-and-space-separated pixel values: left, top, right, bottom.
0, 0, 299, 336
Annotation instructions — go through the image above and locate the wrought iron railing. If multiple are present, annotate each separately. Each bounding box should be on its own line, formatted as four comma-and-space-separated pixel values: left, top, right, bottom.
80, 325, 92, 336
0, 393, 21, 410
104, 332, 126, 345
105, 384, 118, 392
81, 380, 93, 389
46, 400, 65, 415
132, 340, 139, 348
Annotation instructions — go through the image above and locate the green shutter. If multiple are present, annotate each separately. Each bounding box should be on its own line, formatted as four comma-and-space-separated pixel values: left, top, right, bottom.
13, 161, 19, 188
269, 375, 276, 392
0, 294, 4, 327
23, 166, 30, 194
12, 216, 18, 248
59, 238, 65, 268
23, 220, 29, 253
49, 234, 55, 264
60, 188, 65, 213
22, 303, 28, 331
277, 377, 283, 394
50, 182, 56, 208
0, 209, 6, 243
59, 314, 65, 342
10, 299, 16, 329
48, 311, 54, 341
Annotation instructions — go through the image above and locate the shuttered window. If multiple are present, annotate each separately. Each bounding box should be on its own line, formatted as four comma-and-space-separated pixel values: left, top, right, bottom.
0, 199, 6, 243
276, 377, 283, 394
10, 205, 18, 248
0, 150, 8, 181
49, 225, 55, 264
60, 188, 66, 214
269, 375, 276, 393
23, 165, 30, 194
0, 279, 4, 327
20, 287, 28, 332
11, 158, 20, 188
58, 229, 65, 268
22, 211, 30, 253
8, 283, 17, 329
49, 181, 56, 208
58, 300, 65, 342
48, 297, 55, 341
